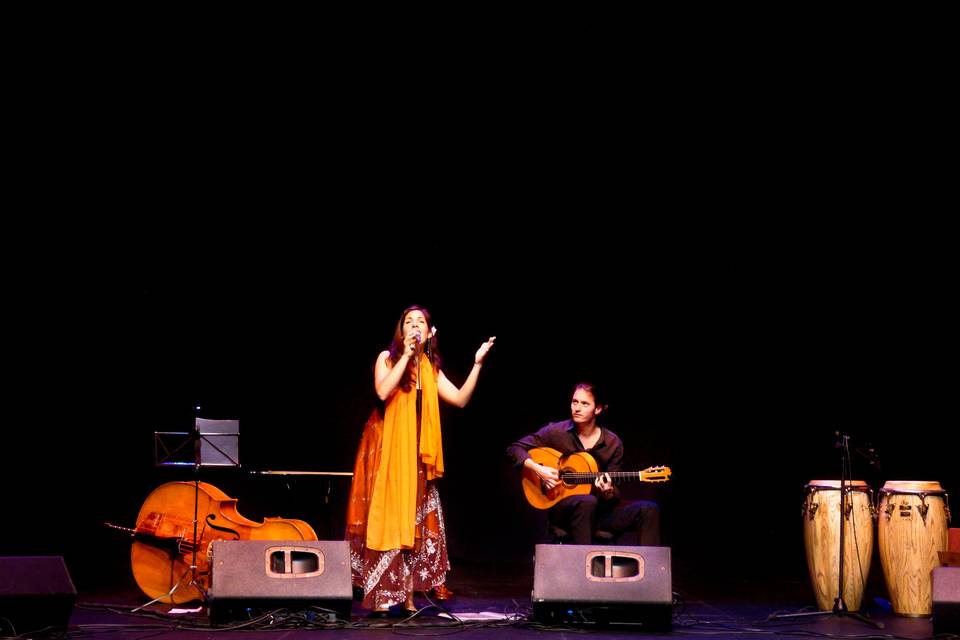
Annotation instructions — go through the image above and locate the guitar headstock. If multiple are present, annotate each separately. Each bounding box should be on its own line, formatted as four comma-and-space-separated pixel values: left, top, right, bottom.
640, 465, 672, 482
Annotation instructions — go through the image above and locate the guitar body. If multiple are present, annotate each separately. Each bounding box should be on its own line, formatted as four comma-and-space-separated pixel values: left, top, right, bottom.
522, 447, 598, 509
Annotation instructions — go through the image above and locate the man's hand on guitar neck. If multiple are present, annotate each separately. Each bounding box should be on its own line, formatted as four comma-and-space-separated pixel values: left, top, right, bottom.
595, 472, 615, 499
524, 458, 560, 491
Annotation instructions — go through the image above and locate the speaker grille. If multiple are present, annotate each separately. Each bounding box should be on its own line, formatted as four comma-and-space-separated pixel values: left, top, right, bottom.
532, 544, 672, 629
209, 540, 351, 625
0, 556, 76, 634
933, 566, 960, 636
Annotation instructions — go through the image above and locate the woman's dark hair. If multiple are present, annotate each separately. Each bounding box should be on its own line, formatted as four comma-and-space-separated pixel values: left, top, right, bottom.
388, 305, 442, 391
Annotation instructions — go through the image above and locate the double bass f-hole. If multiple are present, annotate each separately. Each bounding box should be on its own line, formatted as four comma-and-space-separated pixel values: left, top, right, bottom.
204, 513, 241, 539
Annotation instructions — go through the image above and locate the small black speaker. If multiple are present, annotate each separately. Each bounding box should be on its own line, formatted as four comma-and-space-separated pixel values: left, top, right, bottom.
208, 540, 352, 625
933, 566, 960, 636
532, 544, 672, 629
0, 556, 76, 635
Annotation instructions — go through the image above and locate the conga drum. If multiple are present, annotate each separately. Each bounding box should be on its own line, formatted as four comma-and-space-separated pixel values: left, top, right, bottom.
878, 480, 950, 616
802, 480, 874, 611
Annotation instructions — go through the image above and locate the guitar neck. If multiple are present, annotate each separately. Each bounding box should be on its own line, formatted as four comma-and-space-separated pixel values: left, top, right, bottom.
560, 471, 643, 485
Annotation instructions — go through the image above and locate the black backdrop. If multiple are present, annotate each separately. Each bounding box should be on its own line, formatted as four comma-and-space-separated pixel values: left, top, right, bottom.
2, 37, 953, 598
2, 256, 954, 593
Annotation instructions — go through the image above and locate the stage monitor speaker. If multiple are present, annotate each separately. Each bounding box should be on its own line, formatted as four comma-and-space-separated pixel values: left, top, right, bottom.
532, 544, 672, 629
208, 540, 352, 625
0, 556, 76, 635
933, 566, 960, 636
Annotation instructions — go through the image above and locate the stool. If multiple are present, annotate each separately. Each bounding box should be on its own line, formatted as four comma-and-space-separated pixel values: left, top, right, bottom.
547, 524, 617, 544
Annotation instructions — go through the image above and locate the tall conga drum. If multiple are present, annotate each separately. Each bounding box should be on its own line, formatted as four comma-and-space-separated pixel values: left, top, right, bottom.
802, 480, 874, 611
878, 480, 950, 616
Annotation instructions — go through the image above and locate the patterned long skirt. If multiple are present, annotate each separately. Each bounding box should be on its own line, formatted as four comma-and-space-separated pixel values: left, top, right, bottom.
345, 410, 450, 610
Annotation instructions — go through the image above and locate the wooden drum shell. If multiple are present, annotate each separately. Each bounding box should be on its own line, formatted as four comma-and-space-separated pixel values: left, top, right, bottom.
877, 480, 950, 616
802, 480, 874, 612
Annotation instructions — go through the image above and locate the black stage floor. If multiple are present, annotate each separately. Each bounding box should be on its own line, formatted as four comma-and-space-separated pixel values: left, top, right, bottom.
9, 557, 951, 640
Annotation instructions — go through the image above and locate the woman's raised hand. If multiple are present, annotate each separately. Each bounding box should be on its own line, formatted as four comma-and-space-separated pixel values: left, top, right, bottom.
475, 336, 496, 365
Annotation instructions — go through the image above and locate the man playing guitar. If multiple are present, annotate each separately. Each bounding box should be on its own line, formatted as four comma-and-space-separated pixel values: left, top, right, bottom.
506, 382, 663, 546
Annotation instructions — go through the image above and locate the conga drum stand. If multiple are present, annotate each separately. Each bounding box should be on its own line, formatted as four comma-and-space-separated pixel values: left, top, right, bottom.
769, 434, 882, 629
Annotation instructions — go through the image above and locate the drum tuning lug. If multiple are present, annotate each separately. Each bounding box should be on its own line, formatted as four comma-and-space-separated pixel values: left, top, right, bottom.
918, 500, 929, 523
884, 503, 895, 518
808, 502, 818, 519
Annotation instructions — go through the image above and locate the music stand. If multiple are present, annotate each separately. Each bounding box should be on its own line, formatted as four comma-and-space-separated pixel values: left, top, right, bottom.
155, 419, 240, 468
141, 417, 240, 610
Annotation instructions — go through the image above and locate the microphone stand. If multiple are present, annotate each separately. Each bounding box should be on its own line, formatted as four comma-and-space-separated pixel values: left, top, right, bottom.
768, 434, 882, 628
415, 342, 423, 435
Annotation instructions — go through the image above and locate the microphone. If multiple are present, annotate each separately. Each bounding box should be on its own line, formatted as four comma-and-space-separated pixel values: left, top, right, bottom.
410, 330, 422, 353
833, 430, 847, 448
861, 443, 881, 470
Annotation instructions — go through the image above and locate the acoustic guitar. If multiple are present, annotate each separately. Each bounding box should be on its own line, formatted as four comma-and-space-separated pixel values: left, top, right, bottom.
522, 446, 671, 509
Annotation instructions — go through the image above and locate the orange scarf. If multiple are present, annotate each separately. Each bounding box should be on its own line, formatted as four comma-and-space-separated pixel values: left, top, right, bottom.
365, 354, 444, 551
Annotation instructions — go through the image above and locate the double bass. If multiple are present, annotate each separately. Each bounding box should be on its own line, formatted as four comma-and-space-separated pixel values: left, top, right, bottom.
117, 481, 318, 603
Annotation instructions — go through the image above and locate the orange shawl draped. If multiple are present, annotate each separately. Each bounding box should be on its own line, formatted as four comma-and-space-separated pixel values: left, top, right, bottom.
364, 354, 444, 551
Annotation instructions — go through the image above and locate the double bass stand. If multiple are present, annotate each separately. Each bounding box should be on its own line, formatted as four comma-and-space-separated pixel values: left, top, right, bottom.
139, 412, 239, 611
768, 433, 881, 629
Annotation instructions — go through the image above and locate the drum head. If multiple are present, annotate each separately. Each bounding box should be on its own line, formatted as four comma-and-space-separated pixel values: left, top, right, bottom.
880, 480, 943, 494
806, 479, 870, 490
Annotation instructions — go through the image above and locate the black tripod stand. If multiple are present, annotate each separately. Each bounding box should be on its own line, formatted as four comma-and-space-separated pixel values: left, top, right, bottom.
134, 409, 240, 610
769, 433, 882, 629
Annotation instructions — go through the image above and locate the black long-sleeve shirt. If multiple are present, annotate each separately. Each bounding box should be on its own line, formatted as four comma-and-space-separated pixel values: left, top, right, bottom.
507, 420, 625, 499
